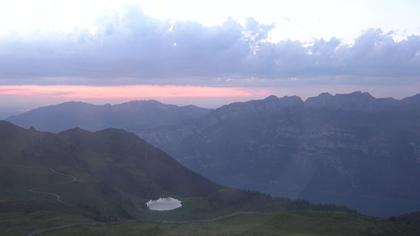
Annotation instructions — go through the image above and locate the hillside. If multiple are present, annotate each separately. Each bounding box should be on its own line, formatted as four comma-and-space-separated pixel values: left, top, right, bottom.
397, 210, 420, 228
0, 120, 224, 220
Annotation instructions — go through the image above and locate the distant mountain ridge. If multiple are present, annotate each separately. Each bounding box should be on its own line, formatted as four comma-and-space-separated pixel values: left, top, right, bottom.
215, 91, 419, 114
7, 92, 420, 133
7, 100, 211, 132
304, 91, 419, 111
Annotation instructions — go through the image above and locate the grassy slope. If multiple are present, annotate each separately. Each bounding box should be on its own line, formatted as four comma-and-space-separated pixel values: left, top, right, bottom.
0, 210, 92, 236
41, 211, 420, 236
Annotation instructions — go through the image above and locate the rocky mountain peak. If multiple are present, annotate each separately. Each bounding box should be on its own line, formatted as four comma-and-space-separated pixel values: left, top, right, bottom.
305, 91, 378, 110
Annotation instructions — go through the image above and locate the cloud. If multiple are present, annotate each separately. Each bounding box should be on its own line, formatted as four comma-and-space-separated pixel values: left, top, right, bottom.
0, 7, 419, 86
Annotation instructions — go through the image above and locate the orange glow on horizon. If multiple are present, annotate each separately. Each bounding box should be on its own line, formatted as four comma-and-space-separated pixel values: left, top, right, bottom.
0, 85, 269, 100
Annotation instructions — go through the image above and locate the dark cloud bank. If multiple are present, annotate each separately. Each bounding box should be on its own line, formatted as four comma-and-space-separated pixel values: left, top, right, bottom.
0, 7, 419, 86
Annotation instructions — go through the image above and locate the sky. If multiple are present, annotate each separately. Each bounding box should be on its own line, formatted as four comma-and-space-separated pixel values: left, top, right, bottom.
0, 0, 420, 116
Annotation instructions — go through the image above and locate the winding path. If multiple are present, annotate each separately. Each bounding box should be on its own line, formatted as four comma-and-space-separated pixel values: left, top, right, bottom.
27, 168, 78, 205
49, 168, 78, 184
27, 189, 66, 204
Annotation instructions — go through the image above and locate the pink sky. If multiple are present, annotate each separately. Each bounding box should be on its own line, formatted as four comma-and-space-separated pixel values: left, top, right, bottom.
0, 85, 269, 99
0, 85, 271, 114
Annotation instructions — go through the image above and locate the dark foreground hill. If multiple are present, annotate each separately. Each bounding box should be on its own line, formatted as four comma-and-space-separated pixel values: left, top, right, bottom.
0, 120, 221, 218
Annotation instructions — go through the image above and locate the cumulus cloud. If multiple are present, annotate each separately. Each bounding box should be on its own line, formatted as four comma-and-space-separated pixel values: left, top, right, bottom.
0, 7, 419, 86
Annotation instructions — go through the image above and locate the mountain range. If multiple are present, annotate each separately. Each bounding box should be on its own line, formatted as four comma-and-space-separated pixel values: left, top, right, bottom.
7, 91, 420, 216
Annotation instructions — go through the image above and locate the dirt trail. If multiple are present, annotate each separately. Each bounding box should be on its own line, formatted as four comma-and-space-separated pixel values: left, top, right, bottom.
49, 168, 78, 183
27, 168, 78, 205
27, 189, 66, 204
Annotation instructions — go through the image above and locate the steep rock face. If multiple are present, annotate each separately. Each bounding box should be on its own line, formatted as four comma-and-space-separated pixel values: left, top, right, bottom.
305, 91, 401, 111
214, 95, 304, 118
139, 92, 420, 216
